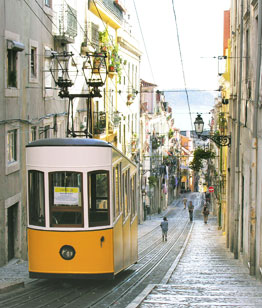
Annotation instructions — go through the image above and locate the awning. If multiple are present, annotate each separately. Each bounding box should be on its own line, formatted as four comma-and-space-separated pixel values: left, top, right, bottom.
7, 40, 25, 52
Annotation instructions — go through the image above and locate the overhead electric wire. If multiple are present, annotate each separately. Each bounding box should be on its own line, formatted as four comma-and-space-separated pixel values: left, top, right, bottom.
24, 0, 82, 57
171, 0, 194, 131
23, 0, 53, 37
64, 0, 97, 51
132, 0, 156, 84
91, 0, 140, 106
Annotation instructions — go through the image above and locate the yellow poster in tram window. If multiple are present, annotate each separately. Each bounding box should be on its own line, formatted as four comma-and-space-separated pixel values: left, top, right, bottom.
54, 187, 79, 205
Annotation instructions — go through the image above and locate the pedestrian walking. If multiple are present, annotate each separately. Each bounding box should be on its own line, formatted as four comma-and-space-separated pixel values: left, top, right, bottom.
202, 204, 210, 224
188, 201, 194, 222
183, 197, 187, 209
160, 217, 168, 241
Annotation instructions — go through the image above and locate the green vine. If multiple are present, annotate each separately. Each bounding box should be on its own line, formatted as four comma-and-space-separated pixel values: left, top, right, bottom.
148, 176, 157, 186
189, 148, 215, 172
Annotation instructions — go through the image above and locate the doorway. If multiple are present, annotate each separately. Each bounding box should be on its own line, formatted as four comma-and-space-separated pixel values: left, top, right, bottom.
240, 175, 244, 252
7, 203, 18, 261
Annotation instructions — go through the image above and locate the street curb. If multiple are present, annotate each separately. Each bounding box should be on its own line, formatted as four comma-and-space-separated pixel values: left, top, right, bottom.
161, 221, 194, 284
126, 284, 156, 308
0, 280, 24, 294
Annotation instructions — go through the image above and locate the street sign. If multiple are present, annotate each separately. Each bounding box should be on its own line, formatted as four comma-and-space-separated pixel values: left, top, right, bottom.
208, 186, 214, 193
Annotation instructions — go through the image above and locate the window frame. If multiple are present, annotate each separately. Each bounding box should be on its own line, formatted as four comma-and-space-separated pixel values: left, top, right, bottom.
29, 39, 39, 83
131, 174, 137, 219
49, 171, 84, 228
5, 125, 20, 175
30, 126, 37, 142
113, 165, 120, 220
88, 170, 110, 227
28, 170, 46, 227
5, 31, 22, 97
7, 48, 17, 88
7, 129, 17, 163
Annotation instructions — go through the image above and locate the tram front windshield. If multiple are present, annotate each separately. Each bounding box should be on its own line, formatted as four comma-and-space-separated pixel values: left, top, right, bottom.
49, 171, 83, 227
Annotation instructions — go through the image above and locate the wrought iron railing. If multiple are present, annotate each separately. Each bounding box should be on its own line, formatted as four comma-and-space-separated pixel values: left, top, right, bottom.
53, 1, 77, 40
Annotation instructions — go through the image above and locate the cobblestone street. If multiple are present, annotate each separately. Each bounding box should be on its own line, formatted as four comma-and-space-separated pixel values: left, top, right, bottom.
130, 217, 262, 307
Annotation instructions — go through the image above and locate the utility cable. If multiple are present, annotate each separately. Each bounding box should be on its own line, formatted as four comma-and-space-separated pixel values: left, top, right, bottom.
171, 0, 193, 131
91, 0, 139, 105
132, 0, 156, 84
64, 0, 97, 51
23, 0, 53, 37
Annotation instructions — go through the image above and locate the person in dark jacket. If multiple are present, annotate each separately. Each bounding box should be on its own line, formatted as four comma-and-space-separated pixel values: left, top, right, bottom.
202, 204, 210, 224
188, 201, 194, 222
160, 217, 168, 241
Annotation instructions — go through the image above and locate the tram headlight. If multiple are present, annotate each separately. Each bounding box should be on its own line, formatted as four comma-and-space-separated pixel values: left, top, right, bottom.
59, 245, 75, 260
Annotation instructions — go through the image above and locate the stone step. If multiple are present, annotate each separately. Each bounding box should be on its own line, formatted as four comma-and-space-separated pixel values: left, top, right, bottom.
168, 277, 261, 286
154, 284, 262, 296
143, 295, 262, 307
141, 285, 262, 307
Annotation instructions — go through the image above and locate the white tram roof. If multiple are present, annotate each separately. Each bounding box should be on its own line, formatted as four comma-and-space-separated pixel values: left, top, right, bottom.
26, 138, 112, 148
26, 138, 136, 171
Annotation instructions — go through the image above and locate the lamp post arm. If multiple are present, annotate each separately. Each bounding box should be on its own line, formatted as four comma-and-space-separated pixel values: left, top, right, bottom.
199, 134, 231, 147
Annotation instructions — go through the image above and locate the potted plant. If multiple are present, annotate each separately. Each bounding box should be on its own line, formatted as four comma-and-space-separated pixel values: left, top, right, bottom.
99, 30, 110, 52
108, 64, 115, 72
108, 44, 122, 78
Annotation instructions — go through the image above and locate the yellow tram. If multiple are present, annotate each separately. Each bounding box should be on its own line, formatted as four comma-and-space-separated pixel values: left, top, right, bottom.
26, 138, 138, 279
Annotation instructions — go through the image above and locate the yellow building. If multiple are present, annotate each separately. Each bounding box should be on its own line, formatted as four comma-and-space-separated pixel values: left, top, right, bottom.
217, 10, 231, 232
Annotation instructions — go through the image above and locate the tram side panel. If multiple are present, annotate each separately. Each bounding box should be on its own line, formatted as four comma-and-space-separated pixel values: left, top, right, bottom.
123, 216, 131, 268
130, 216, 138, 264
113, 216, 124, 274
28, 228, 114, 277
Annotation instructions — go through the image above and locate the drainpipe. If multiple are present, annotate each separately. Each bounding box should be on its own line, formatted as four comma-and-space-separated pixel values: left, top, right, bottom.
234, 0, 244, 259
250, 0, 262, 276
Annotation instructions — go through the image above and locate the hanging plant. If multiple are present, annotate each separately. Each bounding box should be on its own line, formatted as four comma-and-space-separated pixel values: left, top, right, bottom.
168, 128, 174, 139
99, 29, 110, 52
152, 137, 160, 149
108, 44, 122, 78
148, 176, 157, 186
189, 148, 215, 172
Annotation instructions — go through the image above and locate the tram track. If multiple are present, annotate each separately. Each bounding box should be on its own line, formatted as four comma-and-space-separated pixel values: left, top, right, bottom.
87, 220, 192, 308
0, 194, 202, 308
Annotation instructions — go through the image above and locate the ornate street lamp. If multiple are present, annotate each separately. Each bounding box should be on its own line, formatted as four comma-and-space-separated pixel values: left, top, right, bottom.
194, 114, 231, 147
194, 114, 204, 136
49, 50, 108, 138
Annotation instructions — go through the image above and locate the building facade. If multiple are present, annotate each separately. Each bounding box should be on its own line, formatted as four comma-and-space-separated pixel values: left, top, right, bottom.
0, 0, 142, 266
226, 0, 262, 279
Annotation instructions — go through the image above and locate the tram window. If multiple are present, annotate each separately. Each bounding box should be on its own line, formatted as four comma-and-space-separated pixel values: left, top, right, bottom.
28, 170, 45, 226
49, 172, 83, 227
127, 169, 130, 214
113, 165, 120, 219
131, 175, 137, 218
88, 171, 110, 227
123, 171, 129, 219
113, 167, 116, 220
119, 163, 122, 212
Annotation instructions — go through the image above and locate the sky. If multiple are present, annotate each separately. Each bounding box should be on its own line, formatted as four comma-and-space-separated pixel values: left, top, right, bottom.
128, 0, 231, 130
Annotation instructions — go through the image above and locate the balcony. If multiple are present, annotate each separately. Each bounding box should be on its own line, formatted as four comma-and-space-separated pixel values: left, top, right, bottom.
89, 0, 124, 29
93, 111, 106, 134
53, 1, 78, 44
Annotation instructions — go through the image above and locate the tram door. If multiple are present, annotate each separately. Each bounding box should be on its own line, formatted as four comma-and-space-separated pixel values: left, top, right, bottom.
8, 203, 18, 261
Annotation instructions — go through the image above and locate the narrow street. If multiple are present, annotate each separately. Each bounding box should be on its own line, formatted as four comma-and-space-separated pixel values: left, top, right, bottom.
1, 193, 262, 307
128, 194, 262, 308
